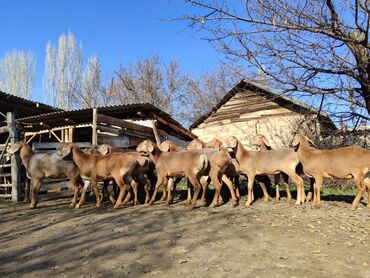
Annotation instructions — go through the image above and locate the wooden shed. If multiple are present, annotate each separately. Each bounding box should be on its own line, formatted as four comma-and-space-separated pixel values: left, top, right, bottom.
0, 91, 60, 201
190, 79, 336, 148
0, 96, 196, 202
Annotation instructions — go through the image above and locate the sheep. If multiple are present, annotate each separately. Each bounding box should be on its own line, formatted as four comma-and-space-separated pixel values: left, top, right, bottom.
96, 143, 155, 205
57, 143, 139, 209
7, 141, 83, 209
226, 136, 305, 206
292, 134, 370, 209
187, 139, 238, 206
136, 140, 209, 209
252, 135, 294, 202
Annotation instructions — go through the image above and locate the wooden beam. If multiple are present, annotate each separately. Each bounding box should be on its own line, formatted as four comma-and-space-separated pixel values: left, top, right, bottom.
150, 113, 196, 139
96, 114, 165, 136
151, 120, 161, 145
92, 108, 98, 146
7, 112, 20, 202
0, 126, 9, 134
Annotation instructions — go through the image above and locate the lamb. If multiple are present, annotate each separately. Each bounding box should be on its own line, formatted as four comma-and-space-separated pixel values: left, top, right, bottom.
226, 136, 305, 206
57, 143, 139, 209
7, 141, 83, 209
136, 140, 208, 209
292, 134, 370, 209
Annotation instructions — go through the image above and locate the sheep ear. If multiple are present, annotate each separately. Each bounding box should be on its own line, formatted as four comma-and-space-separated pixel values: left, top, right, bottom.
161, 142, 170, 152
98, 145, 109, 155
148, 142, 154, 153
307, 137, 317, 148
261, 136, 271, 148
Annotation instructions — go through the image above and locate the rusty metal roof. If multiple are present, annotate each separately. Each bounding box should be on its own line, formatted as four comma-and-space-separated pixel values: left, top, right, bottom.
17, 103, 196, 141
190, 79, 336, 130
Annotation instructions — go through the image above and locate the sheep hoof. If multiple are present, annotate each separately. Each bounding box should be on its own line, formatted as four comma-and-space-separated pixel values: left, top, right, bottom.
199, 200, 206, 207
113, 204, 120, 209
69, 203, 76, 208
75, 204, 82, 209
232, 199, 238, 207
244, 202, 251, 207
209, 202, 216, 208
29, 203, 36, 209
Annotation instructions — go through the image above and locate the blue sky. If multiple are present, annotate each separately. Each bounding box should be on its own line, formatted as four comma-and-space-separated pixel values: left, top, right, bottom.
0, 0, 223, 102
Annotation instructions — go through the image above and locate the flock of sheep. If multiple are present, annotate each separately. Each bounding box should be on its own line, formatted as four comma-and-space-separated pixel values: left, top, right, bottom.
7, 134, 370, 210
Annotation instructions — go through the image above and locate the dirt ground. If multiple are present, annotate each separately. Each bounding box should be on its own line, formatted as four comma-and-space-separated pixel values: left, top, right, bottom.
1, 191, 370, 278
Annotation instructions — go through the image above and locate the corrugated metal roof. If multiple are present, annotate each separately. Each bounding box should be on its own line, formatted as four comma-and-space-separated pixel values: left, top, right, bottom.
17, 103, 196, 141
190, 79, 336, 130
0, 91, 60, 119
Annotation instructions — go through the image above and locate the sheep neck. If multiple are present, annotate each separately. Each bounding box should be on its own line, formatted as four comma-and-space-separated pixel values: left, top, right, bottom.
297, 138, 312, 160
71, 145, 90, 168
235, 140, 248, 162
19, 144, 34, 169
148, 146, 162, 165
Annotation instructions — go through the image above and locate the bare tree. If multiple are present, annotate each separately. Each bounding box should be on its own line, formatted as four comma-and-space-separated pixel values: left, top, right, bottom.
178, 0, 370, 125
43, 31, 82, 109
181, 61, 245, 125
0, 50, 36, 98
111, 55, 187, 114
74, 55, 102, 108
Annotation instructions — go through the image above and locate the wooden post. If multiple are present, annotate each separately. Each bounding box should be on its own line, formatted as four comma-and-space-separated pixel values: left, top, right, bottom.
92, 108, 98, 146
7, 112, 20, 202
151, 120, 161, 145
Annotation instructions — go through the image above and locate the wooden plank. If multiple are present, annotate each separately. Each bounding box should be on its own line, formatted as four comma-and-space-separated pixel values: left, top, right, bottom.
0, 194, 12, 198
38, 190, 74, 201
97, 113, 165, 136
32, 142, 92, 151
151, 120, 161, 145
0, 126, 9, 134
150, 113, 196, 139
92, 108, 98, 146
8, 112, 20, 202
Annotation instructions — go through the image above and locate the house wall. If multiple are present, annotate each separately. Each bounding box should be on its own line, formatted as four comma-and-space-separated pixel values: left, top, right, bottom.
191, 93, 321, 149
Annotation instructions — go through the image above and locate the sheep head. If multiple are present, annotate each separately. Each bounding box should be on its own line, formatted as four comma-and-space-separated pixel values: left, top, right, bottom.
225, 136, 238, 149
136, 140, 155, 155
57, 143, 73, 157
97, 143, 112, 155
8, 141, 25, 155
252, 135, 271, 149
187, 139, 204, 150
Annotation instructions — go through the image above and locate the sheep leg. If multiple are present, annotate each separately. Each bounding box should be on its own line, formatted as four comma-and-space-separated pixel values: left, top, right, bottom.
282, 173, 292, 202
113, 177, 128, 209
166, 178, 175, 205
312, 176, 323, 208
143, 176, 151, 204
351, 174, 367, 210
186, 178, 193, 205
122, 191, 132, 204
289, 173, 304, 205
160, 180, 168, 202
188, 176, 202, 209
104, 180, 116, 204
209, 173, 222, 208
91, 180, 102, 207
234, 176, 241, 199
221, 175, 238, 206
75, 180, 91, 209
29, 178, 42, 209
149, 176, 165, 205
199, 176, 209, 206
306, 178, 314, 202
365, 177, 370, 208
69, 177, 81, 208
131, 179, 139, 206
245, 175, 255, 207
275, 174, 281, 201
